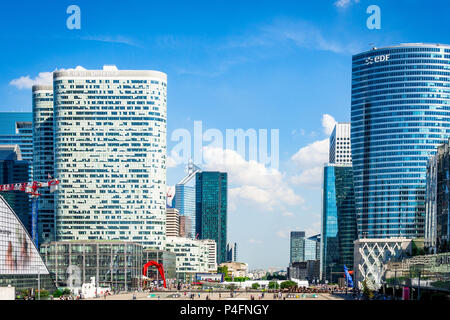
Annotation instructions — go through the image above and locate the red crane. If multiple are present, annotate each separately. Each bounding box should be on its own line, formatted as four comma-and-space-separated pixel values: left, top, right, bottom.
0, 179, 60, 247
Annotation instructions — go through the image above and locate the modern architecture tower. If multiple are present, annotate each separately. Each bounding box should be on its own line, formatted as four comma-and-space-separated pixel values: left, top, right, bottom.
195, 171, 227, 264
329, 122, 351, 164
175, 161, 201, 238
32, 85, 55, 244
53, 66, 167, 249
321, 164, 357, 283
351, 43, 450, 239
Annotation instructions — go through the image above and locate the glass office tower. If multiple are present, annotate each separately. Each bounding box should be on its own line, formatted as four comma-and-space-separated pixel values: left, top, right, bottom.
321, 164, 357, 283
352, 43, 450, 239
0, 112, 33, 179
195, 171, 227, 263
0, 145, 30, 233
32, 85, 55, 244
53, 66, 167, 249
290, 231, 305, 263
175, 184, 195, 238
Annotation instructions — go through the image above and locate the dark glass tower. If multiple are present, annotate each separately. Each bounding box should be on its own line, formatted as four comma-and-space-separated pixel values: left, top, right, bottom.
0, 145, 30, 233
195, 171, 227, 264
351, 43, 450, 239
321, 164, 357, 283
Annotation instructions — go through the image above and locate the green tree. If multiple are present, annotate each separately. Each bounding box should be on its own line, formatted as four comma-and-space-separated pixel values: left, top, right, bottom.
251, 283, 260, 290
52, 289, 63, 298
280, 280, 297, 289
361, 280, 374, 299
217, 266, 229, 276
268, 281, 279, 289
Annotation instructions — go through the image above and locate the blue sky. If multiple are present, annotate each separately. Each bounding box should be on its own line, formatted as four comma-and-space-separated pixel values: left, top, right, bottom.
1, 0, 449, 269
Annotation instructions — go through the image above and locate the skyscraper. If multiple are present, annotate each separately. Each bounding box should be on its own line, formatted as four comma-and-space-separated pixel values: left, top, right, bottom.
175, 184, 195, 238
321, 164, 357, 282
351, 43, 450, 239
290, 231, 305, 263
166, 207, 180, 237
329, 122, 351, 164
0, 113, 33, 179
195, 171, 227, 264
0, 145, 30, 233
53, 65, 167, 249
32, 85, 55, 244
425, 140, 450, 253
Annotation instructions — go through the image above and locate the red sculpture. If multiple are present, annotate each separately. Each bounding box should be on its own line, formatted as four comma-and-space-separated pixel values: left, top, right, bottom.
142, 261, 166, 288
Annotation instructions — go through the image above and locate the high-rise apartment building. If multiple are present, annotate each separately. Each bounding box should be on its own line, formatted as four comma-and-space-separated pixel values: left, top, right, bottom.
329, 122, 351, 164
32, 85, 55, 244
351, 43, 450, 239
321, 164, 357, 283
166, 207, 180, 237
195, 171, 227, 263
53, 66, 167, 249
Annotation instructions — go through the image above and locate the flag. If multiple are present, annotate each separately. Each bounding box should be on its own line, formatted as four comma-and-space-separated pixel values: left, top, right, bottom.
343, 265, 354, 288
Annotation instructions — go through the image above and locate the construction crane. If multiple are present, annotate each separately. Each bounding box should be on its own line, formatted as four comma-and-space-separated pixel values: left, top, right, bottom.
0, 178, 60, 247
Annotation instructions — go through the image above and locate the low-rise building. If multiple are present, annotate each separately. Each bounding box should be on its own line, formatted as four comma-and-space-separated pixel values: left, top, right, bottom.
219, 261, 248, 278
165, 236, 209, 281
40, 240, 143, 292
143, 249, 177, 281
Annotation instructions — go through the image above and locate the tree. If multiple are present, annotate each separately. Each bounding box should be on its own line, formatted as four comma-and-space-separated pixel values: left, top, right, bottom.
251, 283, 260, 290
217, 266, 228, 276
361, 280, 374, 299
280, 281, 297, 289
268, 281, 279, 289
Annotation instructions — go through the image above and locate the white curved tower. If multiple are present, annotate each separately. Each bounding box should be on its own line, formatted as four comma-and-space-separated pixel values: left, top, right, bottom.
53, 66, 167, 249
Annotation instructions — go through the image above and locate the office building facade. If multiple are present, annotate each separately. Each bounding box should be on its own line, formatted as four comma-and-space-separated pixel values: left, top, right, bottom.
195, 171, 227, 263
290, 231, 305, 263
425, 140, 450, 253
53, 66, 167, 249
165, 236, 209, 280
40, 240, 143, 291
0, 113, 33, 179
321, 164, 357, 283
0, 145, 30, 233
32, 85, 56, 244
351, 43, 450, 239
166, 207, 180, 237
329, 122, 352, 164
175, 184, 195, 238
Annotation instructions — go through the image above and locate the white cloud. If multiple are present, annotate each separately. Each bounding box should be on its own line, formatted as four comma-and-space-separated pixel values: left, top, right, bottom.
203, 146, 304, 211
9, 72, 53, 89
10, 66, 86, 89
290, 114, 336, 188
290, 166, 323, 188
322, 114, 337, 135
291, 138, 329, 170
166, 155, 179, 168
282, 211, 294, 217
334, 0, 360, 8
249, 238, 263, 244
